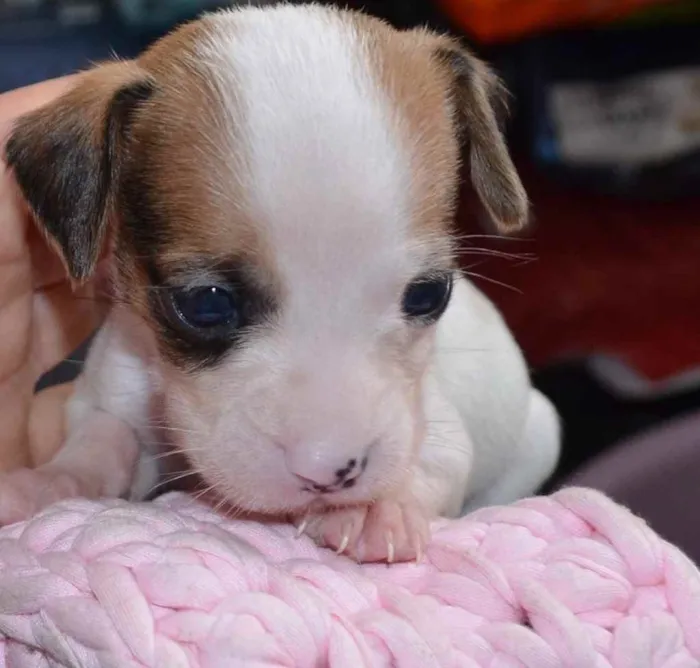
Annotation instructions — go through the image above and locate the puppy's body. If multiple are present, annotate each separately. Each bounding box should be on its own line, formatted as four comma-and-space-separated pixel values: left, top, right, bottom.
2, 4, 560, 560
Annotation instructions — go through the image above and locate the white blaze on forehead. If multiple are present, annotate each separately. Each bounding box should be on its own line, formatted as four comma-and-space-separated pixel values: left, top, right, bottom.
199, 6, 416, 327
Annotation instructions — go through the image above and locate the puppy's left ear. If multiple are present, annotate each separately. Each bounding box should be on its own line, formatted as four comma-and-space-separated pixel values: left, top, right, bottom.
434, 42, 529, 234
4, 61, 154, 283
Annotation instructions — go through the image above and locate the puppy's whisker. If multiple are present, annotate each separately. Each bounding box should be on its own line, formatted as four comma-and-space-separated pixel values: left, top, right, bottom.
147, 446, 207, 461
462, 269, 522, 294
425, 430, 463, 443
452, 233, 534, 243
424, 419, 464, 426
424, 431, 468, 442
151, 425, 202, 435
457, 247, 536, 262
422, 438, 469, 452
191, 482, 219, 504
424, 425, 468, 437
84, 388, 154, 400
213, 492, 236, 517
147, 450, 186, 462
145, 469, 202, 497
423, 426, 469, 439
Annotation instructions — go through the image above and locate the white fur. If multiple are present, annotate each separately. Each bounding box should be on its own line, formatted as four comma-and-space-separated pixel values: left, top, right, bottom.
432, 278, 561, 512
1, 6, 561, 555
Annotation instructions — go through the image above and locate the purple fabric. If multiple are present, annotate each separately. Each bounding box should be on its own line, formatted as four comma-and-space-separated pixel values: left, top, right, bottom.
563, 411, 700, 564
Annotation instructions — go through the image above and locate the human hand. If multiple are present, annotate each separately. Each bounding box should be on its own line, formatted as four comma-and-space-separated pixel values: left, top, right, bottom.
0, 76, 107, 471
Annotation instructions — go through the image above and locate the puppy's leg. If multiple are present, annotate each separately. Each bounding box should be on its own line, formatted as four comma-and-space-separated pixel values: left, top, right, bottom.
309, 373, 473, 563
0, 312, 155, 525
462, 388, 561, 512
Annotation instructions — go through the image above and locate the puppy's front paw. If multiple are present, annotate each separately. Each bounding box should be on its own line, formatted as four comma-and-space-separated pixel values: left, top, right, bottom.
0, 468, 84, 526
303, 496, 431, 564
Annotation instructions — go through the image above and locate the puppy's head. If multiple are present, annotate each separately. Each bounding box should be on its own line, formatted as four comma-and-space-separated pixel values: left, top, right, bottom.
5, 5, 527, 514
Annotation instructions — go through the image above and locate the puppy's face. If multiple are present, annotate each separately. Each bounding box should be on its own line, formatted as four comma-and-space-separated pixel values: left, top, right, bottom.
5, 5, 527, 513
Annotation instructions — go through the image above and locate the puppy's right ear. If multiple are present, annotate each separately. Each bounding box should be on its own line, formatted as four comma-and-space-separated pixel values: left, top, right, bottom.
432, 41, 529, 235
4, 62, 154, 282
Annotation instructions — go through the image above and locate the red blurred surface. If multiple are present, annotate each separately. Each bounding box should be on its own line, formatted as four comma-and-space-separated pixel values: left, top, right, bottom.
456, 161, 700, 381
435, 0, 670, 44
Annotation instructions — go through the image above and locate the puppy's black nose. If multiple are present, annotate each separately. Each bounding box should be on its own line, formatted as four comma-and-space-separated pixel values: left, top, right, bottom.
297, 455, 369, 494
334, 458, 357, 482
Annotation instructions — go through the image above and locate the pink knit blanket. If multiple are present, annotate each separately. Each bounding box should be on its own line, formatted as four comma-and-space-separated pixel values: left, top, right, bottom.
0, 487, 698, 667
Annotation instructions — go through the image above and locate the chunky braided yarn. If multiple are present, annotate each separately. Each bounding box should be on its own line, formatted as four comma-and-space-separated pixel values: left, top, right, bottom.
0, 487, 698, 667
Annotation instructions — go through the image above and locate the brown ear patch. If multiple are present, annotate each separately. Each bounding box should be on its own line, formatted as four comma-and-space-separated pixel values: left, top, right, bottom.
4, 63, 154, 282
434, 43, 529, 235
340, 12, 527, 248
113, 16, 281, 294
340, 13, 464, 267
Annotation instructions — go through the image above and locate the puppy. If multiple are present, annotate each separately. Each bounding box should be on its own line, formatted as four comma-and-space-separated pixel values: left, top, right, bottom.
2, 4, 560, 562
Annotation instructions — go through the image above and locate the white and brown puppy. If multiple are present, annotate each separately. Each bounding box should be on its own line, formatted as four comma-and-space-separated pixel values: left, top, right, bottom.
2, 4, 560, 562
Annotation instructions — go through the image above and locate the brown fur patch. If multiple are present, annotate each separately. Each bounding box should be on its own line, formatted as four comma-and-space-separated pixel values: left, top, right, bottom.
345, 13, 462, 255
110, 18, 280, 335
434, 44, 530, 233
5, 16, 279, 366
345, 13, 527, 238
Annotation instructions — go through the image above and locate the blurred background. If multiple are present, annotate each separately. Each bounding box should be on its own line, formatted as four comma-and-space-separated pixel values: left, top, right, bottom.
4, 0, 700, 558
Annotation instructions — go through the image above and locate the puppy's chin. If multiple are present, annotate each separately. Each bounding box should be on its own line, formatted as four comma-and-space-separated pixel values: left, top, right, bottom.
174, 425, 419, 517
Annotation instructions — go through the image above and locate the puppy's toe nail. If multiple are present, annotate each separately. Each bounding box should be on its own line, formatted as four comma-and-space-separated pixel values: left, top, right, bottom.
336, 530, 350, 555
386, 531, 395, 564
295, 518, 309, 539
413, 533, 425, 565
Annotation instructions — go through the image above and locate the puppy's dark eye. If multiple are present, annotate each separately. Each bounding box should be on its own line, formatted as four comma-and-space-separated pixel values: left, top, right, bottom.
172, 286, 239, 330
402, 273, 453, 321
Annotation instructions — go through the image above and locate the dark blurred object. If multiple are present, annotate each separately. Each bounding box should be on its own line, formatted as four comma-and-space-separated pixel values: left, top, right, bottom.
0, 0, 227, 27
0, 0, 237, 93
534, 357, 700, 489
0, 0, 103, 26
622, 0, 700, 26
0, 1, 153, 93
342, 0, 449, 29
434, 0, 676, 44
562, 409, 700, 564
500, 20, 700, 200
112, 0, 228, 30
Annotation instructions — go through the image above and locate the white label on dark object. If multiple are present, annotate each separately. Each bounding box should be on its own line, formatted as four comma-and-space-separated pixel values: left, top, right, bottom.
549, 66, 700, 166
